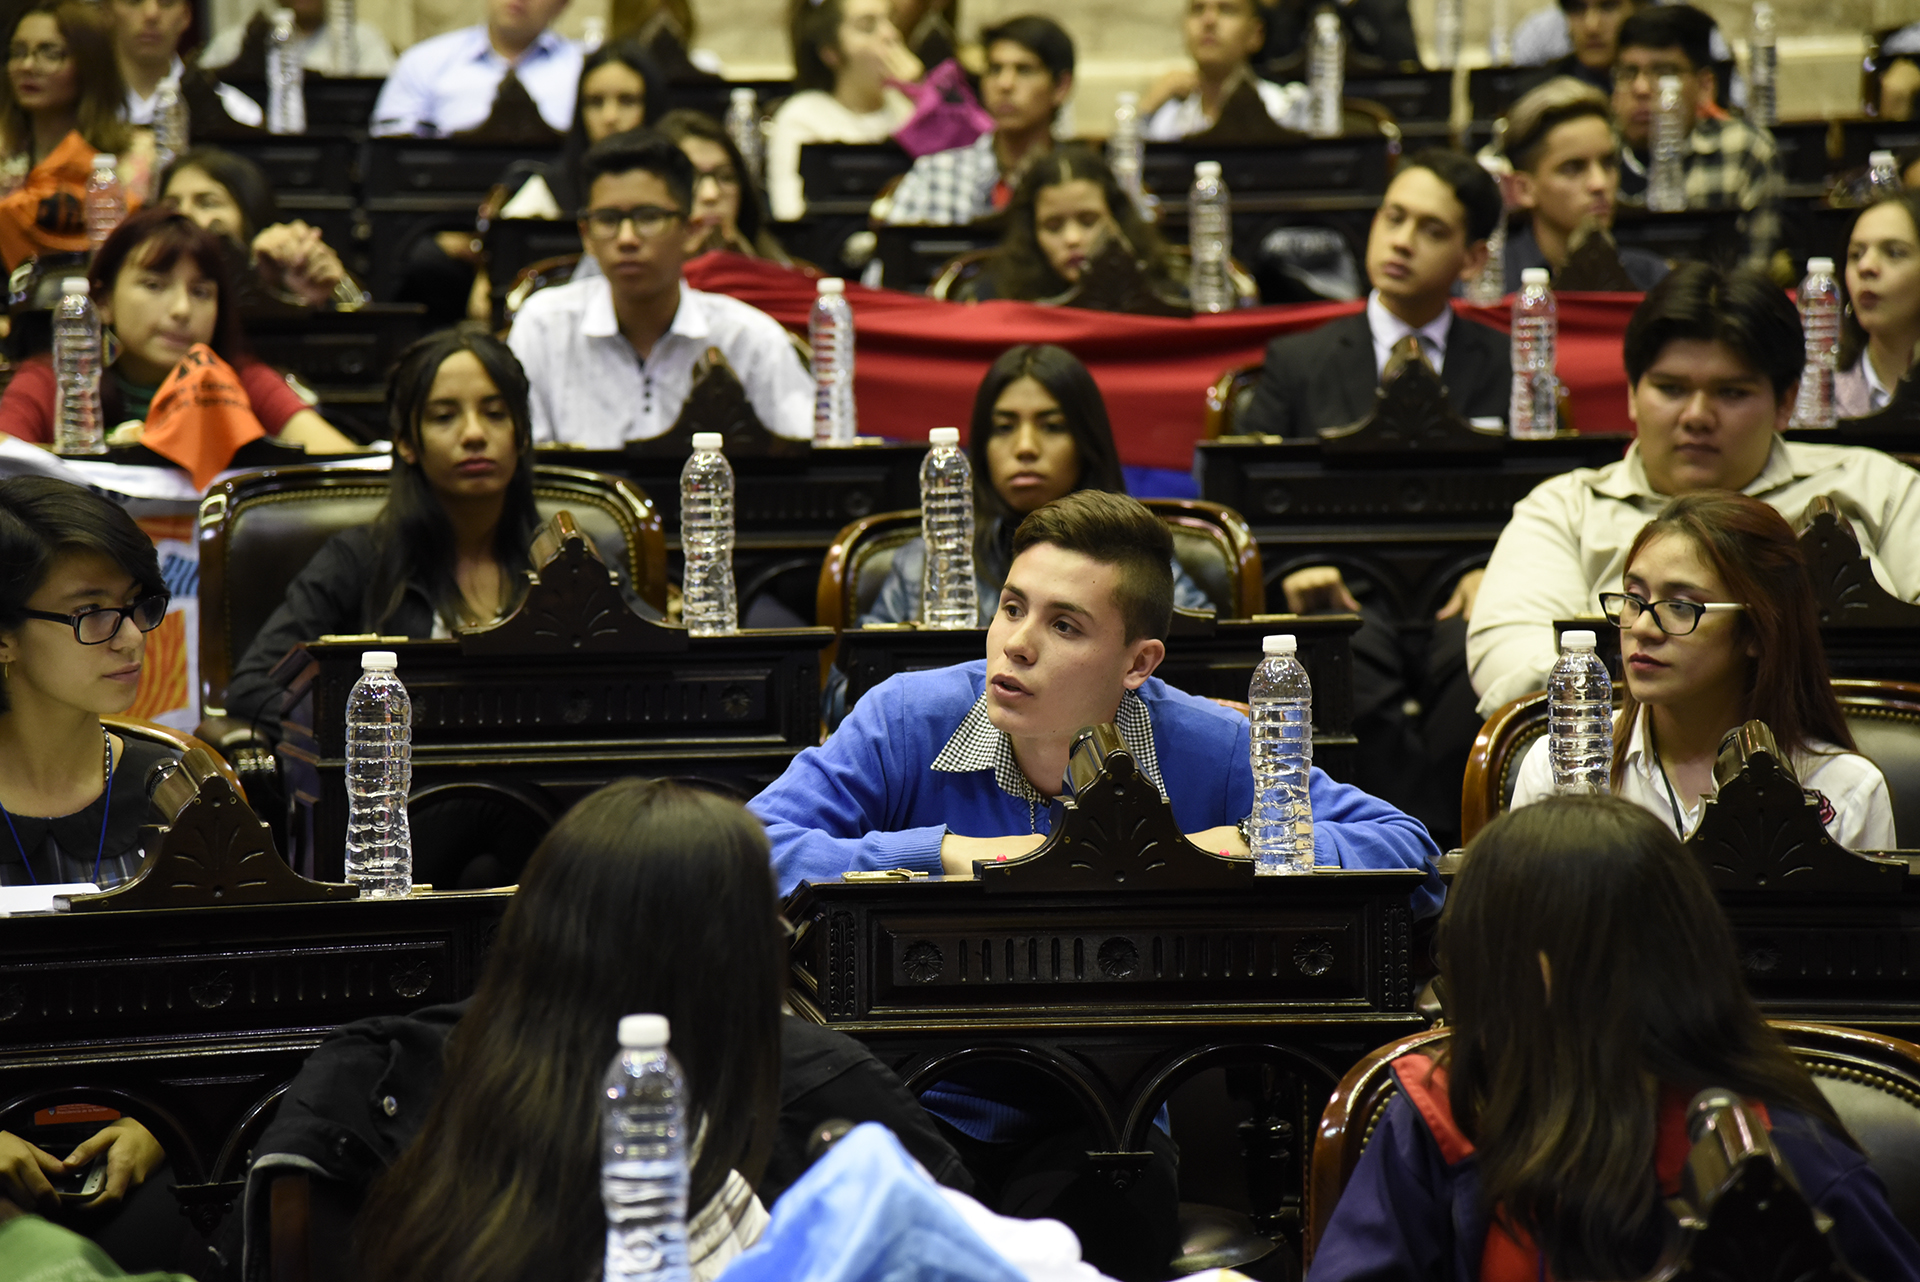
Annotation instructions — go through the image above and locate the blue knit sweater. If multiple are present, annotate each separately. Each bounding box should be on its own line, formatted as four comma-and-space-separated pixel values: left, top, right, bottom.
751, 660, 1445, 916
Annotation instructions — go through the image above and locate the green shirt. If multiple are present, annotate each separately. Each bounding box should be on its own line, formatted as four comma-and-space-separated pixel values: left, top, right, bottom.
0, 1213, 194, 1281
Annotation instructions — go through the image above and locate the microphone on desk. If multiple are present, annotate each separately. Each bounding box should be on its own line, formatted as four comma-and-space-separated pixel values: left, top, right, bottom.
147, 746, 231, 823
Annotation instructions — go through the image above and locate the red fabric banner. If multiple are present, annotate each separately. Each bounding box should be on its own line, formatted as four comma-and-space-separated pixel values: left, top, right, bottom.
684, 253, 1644, 471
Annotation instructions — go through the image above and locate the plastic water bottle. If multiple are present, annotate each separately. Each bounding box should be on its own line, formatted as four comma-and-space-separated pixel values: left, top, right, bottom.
1868, 149, 1902, 199
580, 15, 607, 53
267, 9, 306, 135
1508, 267, 1557, 439
1187, 161, 1232, 314
809, 278, 856, 445
328, 0, 358, 74
150, 84, 187, 197
1747, 2, 1776, 130
1468, 149, 1510, 305
344, 650, 413, 897
603, 1014, 689, 1282
52, 277, 104, 456
1647, 76, 1687, 212
85, 155, 124, 254
726, 88, 763, 187
1791, 257, 1839, 428
1432, 0, 1461, 70
1308, 11, 1344, 139
680, 433, 738, 636
1108, 91, 1148, 220
1549, 630, 1611, 795
919, 427, 977, 629
1489, 0, 1512, 64
1249, 634, 1314, 875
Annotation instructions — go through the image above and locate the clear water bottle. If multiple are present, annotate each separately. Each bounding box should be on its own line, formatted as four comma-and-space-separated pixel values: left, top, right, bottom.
809, 278, 856, 445
580, 15, 607, 53
150, 84, 187, 197
1548, 630, 1612, 796
603, 1014, 689, 1282
344, 650, 413, 897
1508, 267, 1557, 439
1647, 76, 1688, 212
1468, 150, 1510, 305
52, 277, 104, 456
328, 0, 358, 75
1249, 634, 1314, 875
267, 9, 306, 135
85, 155, 124, 254
1109, 91, 1149, 220
1308, 11, 1344, 139
1791, 256, 1839, 428
1489, 0, 1513, 65
1187, 161, 1232, 314
727, 88, 763, 187
1432, 0, 1461, 70
1868, 149, 1903, 199
680, 432, 738, 637
1747, 2, 1776, 130
919, 427, 978, 629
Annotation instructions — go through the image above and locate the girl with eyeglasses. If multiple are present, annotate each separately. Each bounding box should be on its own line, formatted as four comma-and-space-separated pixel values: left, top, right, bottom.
1510, 491, 1894, 848
657, 108, 792, 265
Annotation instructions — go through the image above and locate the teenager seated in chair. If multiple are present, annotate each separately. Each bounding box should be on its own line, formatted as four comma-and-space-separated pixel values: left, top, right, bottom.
1837, 191, 1920, 418
1469, 263, 1920, 720
1139, 0, 1309, 140
1499, 76, 1666, 290
962, 143, 1182, 304
1310, 794, 1920, 1281
658, 109, 793, 266
0, 208, 356, 453
753, 489, 1443, 1278
107, 0, 260, 128
160, 147, 362, 310
506, 129, 812, 445
1511, 492, 1895, 849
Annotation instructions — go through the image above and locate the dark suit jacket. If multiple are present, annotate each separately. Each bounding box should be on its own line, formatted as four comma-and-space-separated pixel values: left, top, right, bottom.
1238, 309, 1512, 437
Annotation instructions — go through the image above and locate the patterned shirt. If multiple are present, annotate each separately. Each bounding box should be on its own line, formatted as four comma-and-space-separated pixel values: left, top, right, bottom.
1617, 114, 1781, 267
883, 132, 1003, 226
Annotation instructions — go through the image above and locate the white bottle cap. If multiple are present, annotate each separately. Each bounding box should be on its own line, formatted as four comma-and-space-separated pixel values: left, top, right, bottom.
618, 1013, 670, 1048
1560, 629, 1596, 650
361, 650, 398, 671
1870, 149, 1896, 167
1117, 90, 1139, 106
1263, 634, 1297, 656
93, 153, 116, 169
1520, 267, 1550, 286
61, 276, 89, 294
928, 426, 960, 446
817, 277, 845, 295
691, 431, 723, 450
1195, 160, 1222, 179
1805, 256, 1834, 273
730, 87, 756, 105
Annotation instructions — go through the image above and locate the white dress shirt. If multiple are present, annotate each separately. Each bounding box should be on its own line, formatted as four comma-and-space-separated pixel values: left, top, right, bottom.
201, 18, 396, 76
1512, 713, 1898, 850
1365, 290, 1452, 376
126, 55, 262, 127
370, 25, 581, 137
1142, 77, 1311, 141
508, 276, 813, 446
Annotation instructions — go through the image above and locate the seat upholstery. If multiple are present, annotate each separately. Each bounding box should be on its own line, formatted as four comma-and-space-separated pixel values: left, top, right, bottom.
197, 464, 665, 714
1306, 1022, 1920, 1264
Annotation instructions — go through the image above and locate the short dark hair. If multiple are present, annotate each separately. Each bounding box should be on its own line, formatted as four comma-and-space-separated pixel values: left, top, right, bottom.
981, 15, 1075, 81
578, 128, 695, 214
160, 146, 279, 241
1622, 262, 1802, 396
0, 477, 165, 714
1010, 491, 1174, 643
1615, 4, 1714, 72
1399, 148, 1503, 243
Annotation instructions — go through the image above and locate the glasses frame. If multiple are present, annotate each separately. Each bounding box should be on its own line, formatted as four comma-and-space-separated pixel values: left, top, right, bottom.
576, 204, 686, 240
1598, 591, 1745, 637
6, 42, 70, 70
21, 593, 172, 645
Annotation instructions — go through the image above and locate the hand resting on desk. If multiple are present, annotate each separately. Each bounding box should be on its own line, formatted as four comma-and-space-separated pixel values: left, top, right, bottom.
938, 824, 1249, 876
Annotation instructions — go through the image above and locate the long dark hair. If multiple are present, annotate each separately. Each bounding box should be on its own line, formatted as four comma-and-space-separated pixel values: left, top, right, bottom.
1608, 491, 1855, 786
354, 780, 786, 1282
1443, 796, 1851, 1279
159, 146, 279, 241
1838, 191, 1920, 373
0, 2, 130, 157
558, 38, 665, 211
989, 144, 1176, 303
367, 327, 542, 631
790, 0, 846, 93
0, 477, 164, 715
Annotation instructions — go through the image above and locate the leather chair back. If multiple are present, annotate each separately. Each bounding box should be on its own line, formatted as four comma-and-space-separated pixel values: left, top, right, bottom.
1205, 364, 1264, 439
197, 464, 665, 714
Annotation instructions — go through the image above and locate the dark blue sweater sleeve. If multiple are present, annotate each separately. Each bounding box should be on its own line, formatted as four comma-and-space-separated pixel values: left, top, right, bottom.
1772, 1110, 1920, 1282
1308, 1095, 1458, 1281
1307, 769, 1447, 917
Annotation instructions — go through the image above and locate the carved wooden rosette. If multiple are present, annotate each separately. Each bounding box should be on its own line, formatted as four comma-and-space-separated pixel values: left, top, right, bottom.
1554, 223, 1640, 292
1189, 74, 1308, 146
1798, 495, 1920, 627
458, 510, 688, 656
1319, 337, 1505, 454
621, 347, 809, 458
1050, 237, 1192, 318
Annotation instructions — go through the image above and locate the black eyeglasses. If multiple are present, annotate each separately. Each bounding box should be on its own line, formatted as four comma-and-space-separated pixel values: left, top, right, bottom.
1598, 591, 1745, 637
23, 593, 170, 644
578, 204, 684, 239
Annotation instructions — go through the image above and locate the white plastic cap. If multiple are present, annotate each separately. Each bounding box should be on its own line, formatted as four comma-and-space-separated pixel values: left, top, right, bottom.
1195, 161, 1222, 179
1806, 256, 1834, 273
817, 277, 845, 295
92, 153, 116, 168
928, 426, 960, 446
361, 650, 398, 671
691, 431, 724, 450
730, 87, 756, 104
1870, 149, 1896, 166
1560, 629, 1597, 650
61, 276, 89, 294
618, 1013, 670, 1048
1521, 267, 1550, 286
1116, 90, 1139, 106
1263, 634, 1297, 656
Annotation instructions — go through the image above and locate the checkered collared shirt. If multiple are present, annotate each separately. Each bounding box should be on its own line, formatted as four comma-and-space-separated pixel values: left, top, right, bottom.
883, 133, 1003, 226
930, 686, 1165, 831
1618, 114, 1781, 268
